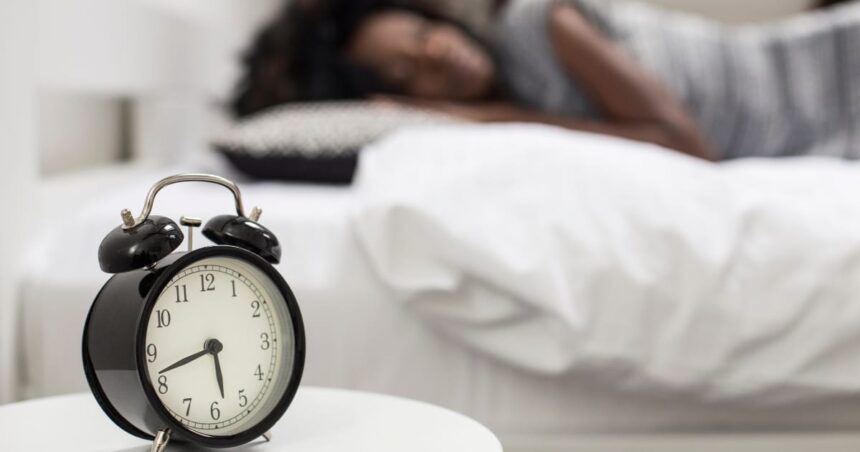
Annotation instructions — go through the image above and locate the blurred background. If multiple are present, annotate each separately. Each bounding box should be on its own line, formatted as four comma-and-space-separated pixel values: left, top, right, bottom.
6, 0, 857, 450
0, 0, 818, 410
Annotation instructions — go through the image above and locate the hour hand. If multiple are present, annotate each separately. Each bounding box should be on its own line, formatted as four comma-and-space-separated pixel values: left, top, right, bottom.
158, 349, 208, 374
213, 353, 225, 399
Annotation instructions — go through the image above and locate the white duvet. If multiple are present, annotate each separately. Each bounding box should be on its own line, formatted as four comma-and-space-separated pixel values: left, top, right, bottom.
353, 124, 860, 402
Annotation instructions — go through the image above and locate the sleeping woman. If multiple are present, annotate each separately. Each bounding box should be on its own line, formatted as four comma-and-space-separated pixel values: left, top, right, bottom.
231, 0, 860, 161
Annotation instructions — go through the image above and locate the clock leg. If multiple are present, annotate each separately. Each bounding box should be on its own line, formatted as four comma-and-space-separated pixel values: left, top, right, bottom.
150, 429, 171, 452
262, 431, 273, 442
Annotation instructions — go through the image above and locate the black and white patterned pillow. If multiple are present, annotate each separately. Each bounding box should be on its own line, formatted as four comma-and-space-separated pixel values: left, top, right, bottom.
213, 101, 458, 184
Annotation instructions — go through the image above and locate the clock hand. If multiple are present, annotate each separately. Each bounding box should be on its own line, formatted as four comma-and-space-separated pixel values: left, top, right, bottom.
213, 353, 225, 399
158, 349, 208, 375
207, 339, 226, 399
157, 339, 225, 399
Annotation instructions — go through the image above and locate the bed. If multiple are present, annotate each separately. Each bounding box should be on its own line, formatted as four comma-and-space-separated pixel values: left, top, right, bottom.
16, 125, 860, 452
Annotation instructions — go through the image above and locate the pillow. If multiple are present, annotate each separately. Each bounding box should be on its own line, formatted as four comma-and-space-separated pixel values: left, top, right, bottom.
212, 101, 458, 185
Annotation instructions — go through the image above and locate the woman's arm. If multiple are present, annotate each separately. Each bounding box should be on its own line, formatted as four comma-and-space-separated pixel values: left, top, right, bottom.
378, 94, 715, 159
546, 3, 715, 159
386, 4, 715, 160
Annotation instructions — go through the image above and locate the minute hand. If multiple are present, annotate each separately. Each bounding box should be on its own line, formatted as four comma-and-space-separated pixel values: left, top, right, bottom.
158, 349, 208, 374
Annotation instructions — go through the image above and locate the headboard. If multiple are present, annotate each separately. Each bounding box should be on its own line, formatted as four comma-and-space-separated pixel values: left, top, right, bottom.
36, 0, 279, 171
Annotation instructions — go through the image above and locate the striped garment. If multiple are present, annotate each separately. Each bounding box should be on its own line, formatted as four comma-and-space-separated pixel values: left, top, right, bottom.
493, 0, 860, 159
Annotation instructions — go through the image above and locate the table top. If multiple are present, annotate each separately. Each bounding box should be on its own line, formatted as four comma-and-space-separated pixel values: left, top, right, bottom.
0, 387, 502, 452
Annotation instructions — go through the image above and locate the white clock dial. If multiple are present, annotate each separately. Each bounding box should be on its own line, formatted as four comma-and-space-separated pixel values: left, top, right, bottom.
143, 256, 296, 436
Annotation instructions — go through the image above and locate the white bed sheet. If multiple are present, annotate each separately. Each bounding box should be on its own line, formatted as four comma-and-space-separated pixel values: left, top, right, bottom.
354, 125, 860, 403
17, 167, 860, 438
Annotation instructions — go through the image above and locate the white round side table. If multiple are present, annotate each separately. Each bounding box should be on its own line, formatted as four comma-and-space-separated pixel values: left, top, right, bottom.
0, 387, 502, 452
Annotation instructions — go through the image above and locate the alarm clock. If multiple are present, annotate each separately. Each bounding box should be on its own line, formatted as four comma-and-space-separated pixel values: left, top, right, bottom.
82, 174, 305, 451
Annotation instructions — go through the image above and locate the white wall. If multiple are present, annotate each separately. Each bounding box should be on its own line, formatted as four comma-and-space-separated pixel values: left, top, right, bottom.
34, 0, 280, 174
37, 0, 198, 95
135, 0, 280, 97
0, 0, 37, 404
636, 0, 812, 23
36, 0, 203, 170
37, 92, 125, 176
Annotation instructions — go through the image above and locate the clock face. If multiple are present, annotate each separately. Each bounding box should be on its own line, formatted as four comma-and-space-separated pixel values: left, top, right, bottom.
143, 255, 297, 436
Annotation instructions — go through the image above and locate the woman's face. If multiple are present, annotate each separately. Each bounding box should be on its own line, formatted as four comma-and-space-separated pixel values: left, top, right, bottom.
346, 11, 496, 101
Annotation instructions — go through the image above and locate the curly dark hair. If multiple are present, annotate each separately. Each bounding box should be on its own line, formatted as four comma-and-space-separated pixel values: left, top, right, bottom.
230, 0, 471, 118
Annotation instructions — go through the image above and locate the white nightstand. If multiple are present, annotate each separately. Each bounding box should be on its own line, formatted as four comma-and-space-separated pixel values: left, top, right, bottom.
0, 387, 502, 452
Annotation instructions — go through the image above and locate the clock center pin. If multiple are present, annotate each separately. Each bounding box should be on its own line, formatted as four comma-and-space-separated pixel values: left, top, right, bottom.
205, 338, 224, 354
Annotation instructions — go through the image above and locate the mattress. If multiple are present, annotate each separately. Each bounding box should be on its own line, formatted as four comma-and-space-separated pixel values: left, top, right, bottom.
17, 167, 860, 440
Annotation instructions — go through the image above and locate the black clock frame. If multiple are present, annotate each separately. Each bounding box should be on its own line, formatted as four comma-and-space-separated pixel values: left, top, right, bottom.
82, 245, 306, 448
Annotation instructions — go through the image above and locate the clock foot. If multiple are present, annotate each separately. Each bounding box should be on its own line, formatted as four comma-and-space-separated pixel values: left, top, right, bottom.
151, 429, 171, 452
262, 431, 272, 442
